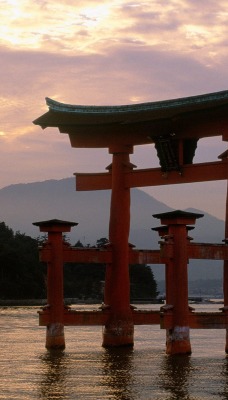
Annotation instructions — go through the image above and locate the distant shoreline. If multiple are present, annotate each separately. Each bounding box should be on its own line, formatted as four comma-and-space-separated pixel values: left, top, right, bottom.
0, 297, 222, 307
0, 298, 162, 307
0, 299, 47, 307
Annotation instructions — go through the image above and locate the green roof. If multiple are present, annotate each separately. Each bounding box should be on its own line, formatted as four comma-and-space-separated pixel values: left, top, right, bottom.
34, 90, 228, 126
33, 90, 228, 148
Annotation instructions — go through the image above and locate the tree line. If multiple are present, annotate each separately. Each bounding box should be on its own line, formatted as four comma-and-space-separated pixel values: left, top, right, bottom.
0, 222, 158, 300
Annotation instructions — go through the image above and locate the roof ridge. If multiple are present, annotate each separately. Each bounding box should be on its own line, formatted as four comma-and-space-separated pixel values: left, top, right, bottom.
46, 90, 228, 114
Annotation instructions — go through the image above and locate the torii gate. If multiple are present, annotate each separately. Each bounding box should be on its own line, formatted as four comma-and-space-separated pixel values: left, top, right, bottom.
34, 90, 228, 353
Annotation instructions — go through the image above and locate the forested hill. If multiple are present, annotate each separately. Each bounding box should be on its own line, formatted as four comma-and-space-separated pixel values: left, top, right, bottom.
0, 222, 158, 301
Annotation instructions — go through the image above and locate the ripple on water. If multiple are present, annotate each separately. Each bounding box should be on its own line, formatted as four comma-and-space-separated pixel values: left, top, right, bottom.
0, 305, 228, 399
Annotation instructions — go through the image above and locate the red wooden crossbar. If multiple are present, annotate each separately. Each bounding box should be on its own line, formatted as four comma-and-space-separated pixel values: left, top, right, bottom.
38, 308, 228, 329
39, 246, 113, 264
75, 160, 227, 191
161, 242, 228, 260
187, 243, 228, 260
39, 243, 228, 264
161, 311, 228, 329
38, 309, 161, 326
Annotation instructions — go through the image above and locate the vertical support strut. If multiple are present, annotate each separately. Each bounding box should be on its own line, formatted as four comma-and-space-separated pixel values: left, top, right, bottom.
154, 210, 203, 355
45, 230, 65, 349
224, 181, 228, 353
152, 226, 175, 306
33, 219, 77, 349
102, 145, 134, 347
166, 222, 191, 355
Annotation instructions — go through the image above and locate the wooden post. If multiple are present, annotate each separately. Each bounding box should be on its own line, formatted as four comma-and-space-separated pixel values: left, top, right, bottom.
167, 222, 191, 354
33, 219, 77, 349
102, 146, 134, 347
153, 210, 203, 354
152, 226, 175, 306
224, 181, 228, 352
46, 229, 65, 349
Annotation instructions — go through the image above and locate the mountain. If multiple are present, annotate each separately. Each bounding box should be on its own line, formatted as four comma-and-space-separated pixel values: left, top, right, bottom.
0, 177, 225, 281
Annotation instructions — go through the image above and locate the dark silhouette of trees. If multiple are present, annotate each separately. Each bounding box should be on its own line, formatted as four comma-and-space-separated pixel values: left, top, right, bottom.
0, 222, 46, 299
130, 264, 158, 300
0, 223, 158, 301
64, 238, 158, 301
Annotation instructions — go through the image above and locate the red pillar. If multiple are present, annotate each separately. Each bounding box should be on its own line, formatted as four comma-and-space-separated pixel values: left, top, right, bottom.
46, 229, 65, 349
102, 145, 134, 347
152, 226, 175, 306
154, 210, 203, 355
224, 181, 228, 352
167, 222, 191, 354
33, 219, 77, 349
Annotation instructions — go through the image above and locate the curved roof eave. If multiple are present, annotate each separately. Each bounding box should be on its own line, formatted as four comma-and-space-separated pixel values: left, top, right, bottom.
46, 90, 228, 114
33, 89, 228, 128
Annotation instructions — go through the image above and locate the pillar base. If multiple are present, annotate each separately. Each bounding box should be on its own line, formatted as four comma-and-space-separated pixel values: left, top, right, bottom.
46, 323, 65, 350
166, 326, 191, 355
102, 315, 134, 347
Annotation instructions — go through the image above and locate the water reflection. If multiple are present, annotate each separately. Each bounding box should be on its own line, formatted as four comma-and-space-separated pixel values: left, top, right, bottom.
39, 350, 68, 400
159, 355, 193, 400
219, 356, 228, 399
101, 347, 136, 400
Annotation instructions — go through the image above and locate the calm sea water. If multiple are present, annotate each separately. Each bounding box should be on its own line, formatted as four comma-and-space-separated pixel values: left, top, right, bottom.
1, 304, 228, 400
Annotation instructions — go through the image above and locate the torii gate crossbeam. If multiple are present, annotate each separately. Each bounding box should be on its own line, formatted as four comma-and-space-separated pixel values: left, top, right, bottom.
75, 160, 227, 191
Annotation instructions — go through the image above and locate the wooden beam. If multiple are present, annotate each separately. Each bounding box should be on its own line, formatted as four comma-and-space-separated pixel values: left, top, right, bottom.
39, 309, 108, 326
39, 309, 161, 326
161, 311, 228, 329
39, 247, 113, 264
75, 172, 112, 191
129, 249, 165, 264
187, 243, 228, 260
39, 244, 228, 265
126, 160, 228, 188
39, 247, 165, 264
161, 242, 228, 260
39, 309, 228, 328
75, 160, 227, 191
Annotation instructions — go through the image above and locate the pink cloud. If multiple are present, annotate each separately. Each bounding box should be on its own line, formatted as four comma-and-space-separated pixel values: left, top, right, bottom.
0, 0, 227, 219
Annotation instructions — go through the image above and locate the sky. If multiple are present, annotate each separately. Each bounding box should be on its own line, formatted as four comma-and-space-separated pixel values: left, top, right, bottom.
0, 0, 227, 220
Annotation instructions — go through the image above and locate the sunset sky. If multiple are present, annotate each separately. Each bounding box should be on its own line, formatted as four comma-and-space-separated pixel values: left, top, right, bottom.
1, 0, 227, 220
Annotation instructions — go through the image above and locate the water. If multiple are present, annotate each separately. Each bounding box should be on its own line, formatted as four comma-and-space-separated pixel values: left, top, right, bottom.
1, 304, 228, 399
